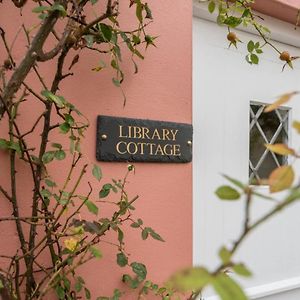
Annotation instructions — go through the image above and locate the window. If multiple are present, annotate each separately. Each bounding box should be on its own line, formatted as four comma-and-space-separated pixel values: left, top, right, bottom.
249, 102, 289, 184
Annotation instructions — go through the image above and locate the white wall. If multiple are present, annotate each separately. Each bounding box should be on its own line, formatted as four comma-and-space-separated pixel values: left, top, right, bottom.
193, 8, 300, 299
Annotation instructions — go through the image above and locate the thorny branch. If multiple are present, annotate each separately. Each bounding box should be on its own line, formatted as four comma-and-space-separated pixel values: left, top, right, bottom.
0, 0, 157, 299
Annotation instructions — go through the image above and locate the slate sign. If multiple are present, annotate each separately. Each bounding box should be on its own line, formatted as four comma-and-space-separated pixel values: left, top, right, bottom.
96, 115, 192, 163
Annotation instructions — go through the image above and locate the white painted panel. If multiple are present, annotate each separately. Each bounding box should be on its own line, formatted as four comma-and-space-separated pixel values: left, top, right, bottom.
193, 15, 300, 299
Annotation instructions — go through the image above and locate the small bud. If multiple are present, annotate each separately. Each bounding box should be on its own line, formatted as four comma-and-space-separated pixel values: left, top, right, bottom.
279, 51, 291, 62
127, 164, 134, 172
227, 32, 237, 43
3, 59, 12, 70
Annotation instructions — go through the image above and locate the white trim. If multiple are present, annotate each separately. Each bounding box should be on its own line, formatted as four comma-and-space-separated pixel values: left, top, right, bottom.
193, 1, 300, 48
193, 4, 300, 300
199, 276, 300, 300
192, 0, 300, 267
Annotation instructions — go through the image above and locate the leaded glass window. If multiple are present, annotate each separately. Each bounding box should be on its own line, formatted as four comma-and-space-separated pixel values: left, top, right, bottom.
249, 102, 290, 184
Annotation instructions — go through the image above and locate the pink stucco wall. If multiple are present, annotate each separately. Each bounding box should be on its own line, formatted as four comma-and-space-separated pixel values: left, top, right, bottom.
0, 1, 192, 298
253, 0, 300, 24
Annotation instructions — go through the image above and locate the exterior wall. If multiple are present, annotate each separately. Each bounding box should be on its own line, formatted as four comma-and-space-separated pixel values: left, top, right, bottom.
252, 0, 300, 24
193, 5, 300, 300
0, 1, 192, 298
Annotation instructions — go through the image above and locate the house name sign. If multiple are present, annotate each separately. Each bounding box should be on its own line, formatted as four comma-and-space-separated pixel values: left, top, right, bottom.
96, 116, 193, 163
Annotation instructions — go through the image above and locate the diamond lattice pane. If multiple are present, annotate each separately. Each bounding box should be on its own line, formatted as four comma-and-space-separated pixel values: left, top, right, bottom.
249, 103, 289, 184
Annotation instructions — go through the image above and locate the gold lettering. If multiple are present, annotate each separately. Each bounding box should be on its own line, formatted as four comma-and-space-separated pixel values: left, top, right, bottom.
163, 144, 173, 156
127, 142, 138, 155
162, 129, 171, 141
137, 142, 147, 155
142, 127, 150, 139
151, 128, 161, 140
133, 126, 142, 139
173, 144, 181, 156
147, 143, 155, 155
116, 141, 127, 154
128, 126, 133, 138
155, 144, 165, 156
119, 125, 128, 138
170, 129, 178, 141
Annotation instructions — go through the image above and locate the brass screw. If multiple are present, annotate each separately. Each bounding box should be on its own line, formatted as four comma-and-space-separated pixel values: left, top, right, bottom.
101, 134, 108, 141
187, 140, 192, 146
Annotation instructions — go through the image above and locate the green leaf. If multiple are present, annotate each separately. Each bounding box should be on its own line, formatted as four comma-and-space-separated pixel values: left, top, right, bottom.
32, 6, 50, 13
208, 1, 216, 13
42, 151, 55, 164
247, 40, 255, 52
246, 54, 252, 64
64, 114, 74, 126
168, 267, 211, 292
99, 183, 112, 198
90, 0, 98, 4
122, 274, 140, 289
112, 78, 121, 87
112, 289, 122, 300
219, 246, 232, 264
233, 263, 252, 277
256, 48, 263, 54
215, 186, 240, 200
92, 164, 102, 181
134, 49, 144, 60
148, 228, 165, 242
142, 228, 149, 240
136, 0, 143, 23
85, 288, 91, 300
55, 150, 66, 160
45, 179, 57, 187
117, 228, 124, 244
85, 200, 99, 215
84, 35, 94, 47
52, 143, 62, 149
40, 188, 51, 206
99, 188, 110, 198
89, 246, 102, 258
100, 23, 112, 42
131, 262, 147, 280
8, 141, 21, 154
51, 3, 66, 16
224, 16, 242, 28
41, 90, 65, 108
288, 60, 294, 69
131, 222, 140, 228
55, 286, 65, 299
62, 277, 71, 291
212, 273, 247, 300
111, 59, 119, 70
250, 53, 259, 64
242, 8, 250, 18
75, 279, 82, 292
117, 252, 128, 267
0, 139, 9, 150
261, 26, 271, 34
39, 13, 48, 20
59, 123, 70, 134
